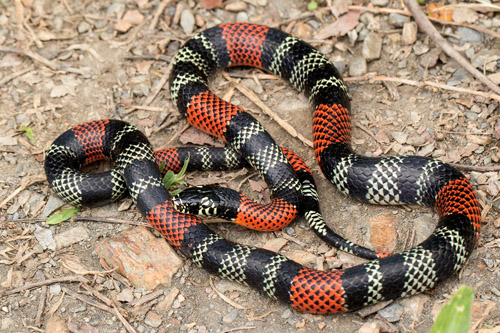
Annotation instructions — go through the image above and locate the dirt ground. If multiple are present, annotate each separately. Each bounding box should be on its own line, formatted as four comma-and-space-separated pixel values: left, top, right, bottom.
1, 0, 499, 332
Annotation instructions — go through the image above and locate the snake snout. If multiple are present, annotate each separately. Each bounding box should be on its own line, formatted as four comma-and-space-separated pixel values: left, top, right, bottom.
172, 186, 220, 216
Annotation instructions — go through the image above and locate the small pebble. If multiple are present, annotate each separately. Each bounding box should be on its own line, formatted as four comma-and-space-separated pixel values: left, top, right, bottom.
372, 0, 389, 6
222, 309, 238, 324
349, 56, 367, 76
145, 311, 162, 328
225, 1, 247, 12
180, 9, 195, 35
413, 41, 429, 56
236, 12, 248, 22
281, 309, 292, 319
78, 21, 91, 33
388, 13, 409, 27
378, 303, 403, 322
456, 27, 483, 43
362, 32, 382, 61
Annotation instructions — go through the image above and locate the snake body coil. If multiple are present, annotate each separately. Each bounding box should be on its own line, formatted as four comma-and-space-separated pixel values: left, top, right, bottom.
45, 23, 481, 313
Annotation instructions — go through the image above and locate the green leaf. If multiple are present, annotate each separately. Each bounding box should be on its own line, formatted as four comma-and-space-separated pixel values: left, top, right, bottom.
162, 170, 176, 190
158, 161, 166, 173
20, 125, 34, 142
47, 207, 80, 225
430, 285, 474, 333
308, 0, 318, 11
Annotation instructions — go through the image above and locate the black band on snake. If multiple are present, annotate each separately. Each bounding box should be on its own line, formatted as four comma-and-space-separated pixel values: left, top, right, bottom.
45, 23, 481, 314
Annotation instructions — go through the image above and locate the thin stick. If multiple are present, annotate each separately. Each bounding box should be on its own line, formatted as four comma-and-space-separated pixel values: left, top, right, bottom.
34, 286, 47, 327
0, 46, 58, 71
62, 287, 114, 313
348, 5, 500, 39
450, 163, 500, 172
221, 72, 313, 147
0, 66, 34, 86
345, 73, 500, 101
0, 177, 46, 209
124, 54, 171, 63
1, 275, 88, 296
149, 0, 172, 32
209, 277, 246, 310
403, 0, 500, 95
113, 306, 137, 333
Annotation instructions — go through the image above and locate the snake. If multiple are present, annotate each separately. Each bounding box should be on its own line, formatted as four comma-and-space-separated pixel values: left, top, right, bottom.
45, 23, 481, 314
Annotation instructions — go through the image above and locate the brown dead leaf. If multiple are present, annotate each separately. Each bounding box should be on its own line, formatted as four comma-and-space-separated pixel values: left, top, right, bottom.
315, 11, 360, 39
179, 127, 223, 147
200, 0, 222, 9
248, 179, 267, 192
427, 4, 454, 21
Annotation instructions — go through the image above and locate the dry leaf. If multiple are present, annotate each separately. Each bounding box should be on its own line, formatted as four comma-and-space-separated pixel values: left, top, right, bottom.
427, 4, 454, 21
315, 11, 360, 39
179, 127, 223, 146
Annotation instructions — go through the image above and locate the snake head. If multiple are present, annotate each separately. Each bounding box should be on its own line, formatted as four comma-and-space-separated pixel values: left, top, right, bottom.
172, 186, 221, 216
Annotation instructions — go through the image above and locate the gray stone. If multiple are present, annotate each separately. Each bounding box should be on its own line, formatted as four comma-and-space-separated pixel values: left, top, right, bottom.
453, 68, 469, 81
78, 21, 91, 33
333, 61, 345, 75
388, 13, 409, 27
222, 309, 238, 324
106, 2, 125, 19
39, 43, 61, 60
413, 41, 429, 56
349, 56, 367, 76
281, 309, 292, 319
378, 303, 404, 322
33, 225, 56, 251
456, 27, 483, 43
413, 214, 434, 243
465, 47, 475, 59
372, 0, 389, 6
236, 12, 248, 22
40, 195, 66, 218
362, 32, 382, 61
180, 9, 195, 35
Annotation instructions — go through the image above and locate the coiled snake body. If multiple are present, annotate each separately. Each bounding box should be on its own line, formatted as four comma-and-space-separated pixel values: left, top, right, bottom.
45, 23, 481, 313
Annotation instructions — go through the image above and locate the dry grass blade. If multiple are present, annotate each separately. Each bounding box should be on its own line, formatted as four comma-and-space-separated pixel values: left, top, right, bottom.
209, 277, 246, 310
221, 72, 313, 147
0, 275, 88, 296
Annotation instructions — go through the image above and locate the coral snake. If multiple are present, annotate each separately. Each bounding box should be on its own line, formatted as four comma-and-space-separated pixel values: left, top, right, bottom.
45, 23, 481, 314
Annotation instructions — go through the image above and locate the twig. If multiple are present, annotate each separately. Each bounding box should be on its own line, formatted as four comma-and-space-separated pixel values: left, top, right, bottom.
0, 275, 88, 296
34, 286, 47, 327
124, 54, 171, 63
0, 177, 46, 209
403, 0, 500, 95
149, 0, 172, 32
8, 216, 151, 227
0, 46, 58, 71
61, 261, 118, 276
158, 122, 190, 150
113, 305, 137, 333
0, 66, 34, 86
450, 163, 500, 172
62, 287, 114, 313
221, 72, 313, 147
209, 277, 246, 310
129, 289, 164, 307
428, 17, 500, 40
345, 73, 500, 101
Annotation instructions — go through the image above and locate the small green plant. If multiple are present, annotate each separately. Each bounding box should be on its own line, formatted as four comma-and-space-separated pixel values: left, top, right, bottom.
160, 156, 190, 195
430, 285, 474, 333
47, 207, 80, 225
308, 0, 318, 11
19, 125, 34, 142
